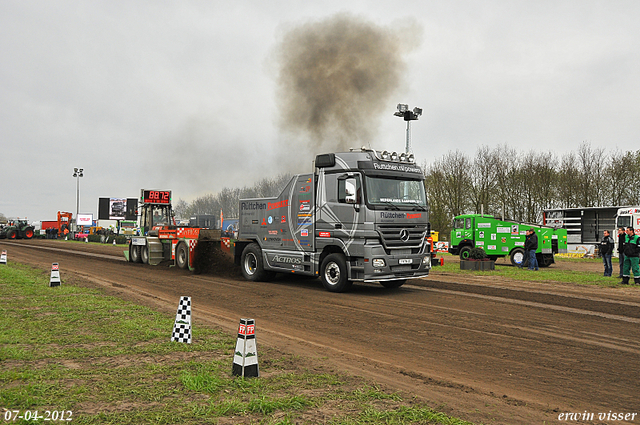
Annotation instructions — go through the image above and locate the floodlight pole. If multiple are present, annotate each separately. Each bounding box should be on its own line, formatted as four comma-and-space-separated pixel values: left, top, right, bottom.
73, 168, 84, 232
394, 104, 422, 154
405, 120, 411, 155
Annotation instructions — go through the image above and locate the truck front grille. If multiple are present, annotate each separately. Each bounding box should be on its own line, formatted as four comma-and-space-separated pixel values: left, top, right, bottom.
377, 224, 427, 249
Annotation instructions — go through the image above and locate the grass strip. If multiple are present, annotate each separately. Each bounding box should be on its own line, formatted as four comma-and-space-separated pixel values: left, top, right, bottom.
0, 262, 477, 424
433, 254, 628, 287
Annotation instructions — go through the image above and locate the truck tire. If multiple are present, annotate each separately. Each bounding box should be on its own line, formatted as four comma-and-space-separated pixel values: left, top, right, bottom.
380, 279, 406, 289
459, 246, 471, 260
130, 244, 142, 263
241, 243, 273, 282
539, 253, 554, 267
510, 248, 525, 266
176, 243, 189, 270
6, 229, 16, 240
141, 245, 149, 264
320, 253, 352, 293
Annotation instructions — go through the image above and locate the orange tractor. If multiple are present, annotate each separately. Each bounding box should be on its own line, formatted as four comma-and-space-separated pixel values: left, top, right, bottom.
57, 211, 73, 237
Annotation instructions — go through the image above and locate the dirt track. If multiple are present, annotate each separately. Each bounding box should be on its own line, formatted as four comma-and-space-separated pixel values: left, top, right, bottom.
3, 239, 640, 425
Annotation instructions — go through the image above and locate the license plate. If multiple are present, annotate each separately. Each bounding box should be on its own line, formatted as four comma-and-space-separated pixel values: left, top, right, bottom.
399, 259, 412, 265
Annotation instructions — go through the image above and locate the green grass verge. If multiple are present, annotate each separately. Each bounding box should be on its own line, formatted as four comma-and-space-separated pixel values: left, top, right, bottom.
433, 254, 627, 288
0, 262, 477, 424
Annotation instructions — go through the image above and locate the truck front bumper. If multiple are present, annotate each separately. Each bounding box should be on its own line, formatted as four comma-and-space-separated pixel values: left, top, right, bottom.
358, 244, 431, 282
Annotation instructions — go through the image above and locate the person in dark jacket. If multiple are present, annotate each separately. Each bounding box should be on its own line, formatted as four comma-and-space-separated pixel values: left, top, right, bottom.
621, 227, 640, 285
617, 227, 626, 278
524, 228, 539, 271
599, 230, 614, 277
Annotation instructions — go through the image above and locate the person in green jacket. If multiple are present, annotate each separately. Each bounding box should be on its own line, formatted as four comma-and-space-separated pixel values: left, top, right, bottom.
621, 227, 640, 285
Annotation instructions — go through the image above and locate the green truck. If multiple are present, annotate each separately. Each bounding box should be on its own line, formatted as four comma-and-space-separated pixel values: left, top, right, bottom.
449, 214, 567, 267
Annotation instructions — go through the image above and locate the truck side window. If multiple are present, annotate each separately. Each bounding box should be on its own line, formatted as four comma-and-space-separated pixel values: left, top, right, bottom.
465, 218, 472, 229
338, 177, 361, 204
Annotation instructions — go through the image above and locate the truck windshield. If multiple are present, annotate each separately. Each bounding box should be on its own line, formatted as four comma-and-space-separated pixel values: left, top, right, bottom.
151, 206, 171, 227
617, 216, 631, 228
365, 176, 426, 208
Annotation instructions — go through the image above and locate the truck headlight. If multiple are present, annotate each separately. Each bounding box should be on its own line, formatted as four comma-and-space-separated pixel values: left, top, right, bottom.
372, 259, 386, 268
422, 255, 431, 266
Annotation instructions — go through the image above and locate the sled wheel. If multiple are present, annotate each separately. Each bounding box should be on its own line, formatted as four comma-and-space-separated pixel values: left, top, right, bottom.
176, 243, 189, 269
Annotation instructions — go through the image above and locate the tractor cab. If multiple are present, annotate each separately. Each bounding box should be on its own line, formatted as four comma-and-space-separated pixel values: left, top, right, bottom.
140, 203, 174, 235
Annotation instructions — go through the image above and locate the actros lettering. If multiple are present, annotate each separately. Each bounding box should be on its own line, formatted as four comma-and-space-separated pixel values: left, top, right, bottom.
271, 255, 302, 264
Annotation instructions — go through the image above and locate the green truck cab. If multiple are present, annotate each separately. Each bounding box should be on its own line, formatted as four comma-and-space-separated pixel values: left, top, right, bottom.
449, 214, 567, 267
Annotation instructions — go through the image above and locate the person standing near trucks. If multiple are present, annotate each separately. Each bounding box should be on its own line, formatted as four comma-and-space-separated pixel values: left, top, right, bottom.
621, 227, 640, 285
599, 230, 614, 277
617, 227, 626, 278
525, 228, 539, 271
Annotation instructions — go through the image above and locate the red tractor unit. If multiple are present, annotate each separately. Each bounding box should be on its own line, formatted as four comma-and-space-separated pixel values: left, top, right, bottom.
126, 190, 230, 272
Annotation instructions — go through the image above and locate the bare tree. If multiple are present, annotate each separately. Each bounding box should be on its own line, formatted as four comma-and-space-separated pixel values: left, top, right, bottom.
424, 165, 452, 238
556, 151, 580, 208
492, 145, 525, 221
606, 149, 639, 206
575, 142, 606, 207
469, 145, 498, 215
439, 150, 472, 218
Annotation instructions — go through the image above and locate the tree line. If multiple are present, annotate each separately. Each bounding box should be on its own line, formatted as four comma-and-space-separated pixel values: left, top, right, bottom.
424, 142, 640, 239
173, 142, 640, 241
173, 173, 293, 221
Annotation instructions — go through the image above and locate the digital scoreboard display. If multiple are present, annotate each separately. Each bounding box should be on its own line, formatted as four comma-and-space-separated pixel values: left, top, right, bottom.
142, 190, 171, 204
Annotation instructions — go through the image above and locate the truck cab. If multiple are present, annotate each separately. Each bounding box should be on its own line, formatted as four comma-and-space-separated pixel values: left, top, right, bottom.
449, 214, 567, 267
615, 207, 640, 255
237, 149, 433, 292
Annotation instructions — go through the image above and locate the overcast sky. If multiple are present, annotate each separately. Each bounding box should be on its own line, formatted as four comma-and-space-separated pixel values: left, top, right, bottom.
2, 1, 639, 222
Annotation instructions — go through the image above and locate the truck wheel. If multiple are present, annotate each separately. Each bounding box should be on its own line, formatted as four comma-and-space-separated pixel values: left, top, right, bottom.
510, 248, 525, 266
539, 253, 554, 267
141, 245, 149, 264
6, 229, 16, 240
130, 245, 142, 263
380, 279, 406, 289
24, 228, 34, 239
459, 246, 471, 260
241, 243, 271, 281
320, 253, 352, 293
176, 243, 189, 269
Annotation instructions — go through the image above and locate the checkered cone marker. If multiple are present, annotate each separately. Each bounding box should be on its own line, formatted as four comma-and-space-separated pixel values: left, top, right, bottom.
49, 263, 61, 287
0, 250, 7, 265
171, 296, 192, 343
232, 318, 259, 378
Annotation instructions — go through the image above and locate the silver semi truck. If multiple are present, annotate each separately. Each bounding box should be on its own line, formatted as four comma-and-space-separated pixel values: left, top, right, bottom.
235, 148, 433, 292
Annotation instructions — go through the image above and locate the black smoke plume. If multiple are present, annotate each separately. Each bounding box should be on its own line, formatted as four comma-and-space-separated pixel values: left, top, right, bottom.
275, 13, 421, 152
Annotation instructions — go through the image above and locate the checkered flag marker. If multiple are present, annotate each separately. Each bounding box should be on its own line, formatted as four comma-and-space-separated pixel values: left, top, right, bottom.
49, 263, 61, 287
232, 318, 259, 378
0, 250, 7, 265
171, 296, 192, 344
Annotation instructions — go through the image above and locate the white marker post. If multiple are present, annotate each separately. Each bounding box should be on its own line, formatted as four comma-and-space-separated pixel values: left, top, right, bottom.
232, 318, 259, 378
49, 263, 61, 287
